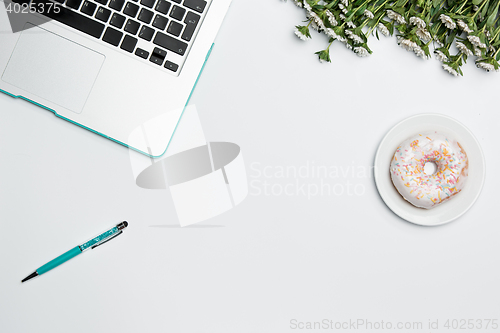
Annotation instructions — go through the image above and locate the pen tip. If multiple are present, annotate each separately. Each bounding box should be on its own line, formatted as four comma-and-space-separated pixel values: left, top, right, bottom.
123, 221, 128, 227
22, 272, 38, 283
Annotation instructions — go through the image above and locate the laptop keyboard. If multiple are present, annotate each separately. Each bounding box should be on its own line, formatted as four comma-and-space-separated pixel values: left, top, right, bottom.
16, 0, 210, 75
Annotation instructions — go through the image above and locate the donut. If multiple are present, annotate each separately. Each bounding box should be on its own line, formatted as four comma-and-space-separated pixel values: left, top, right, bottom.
390, 132, 468, 209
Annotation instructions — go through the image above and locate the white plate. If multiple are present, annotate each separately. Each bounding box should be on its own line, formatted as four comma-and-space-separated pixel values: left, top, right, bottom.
374, 114, 485, 226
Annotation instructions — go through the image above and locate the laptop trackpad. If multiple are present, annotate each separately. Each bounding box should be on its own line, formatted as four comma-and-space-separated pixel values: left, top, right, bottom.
2, 25, 105, 114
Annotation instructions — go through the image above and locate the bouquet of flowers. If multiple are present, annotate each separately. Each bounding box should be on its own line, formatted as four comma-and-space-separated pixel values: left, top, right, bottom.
289, 0, 500, 76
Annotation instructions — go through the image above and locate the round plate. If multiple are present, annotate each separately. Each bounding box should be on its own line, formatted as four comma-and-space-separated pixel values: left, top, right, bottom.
374, 114, 485, 226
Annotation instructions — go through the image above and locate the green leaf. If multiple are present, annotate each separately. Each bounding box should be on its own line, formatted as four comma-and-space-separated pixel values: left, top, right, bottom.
356, 4, 367, 15
432, 0, 441, 6
393, 7, 405, 16
472, 0, 483, 5
481, 1, 490, 18
487, 0, 499, 15
486, 6, 498, 26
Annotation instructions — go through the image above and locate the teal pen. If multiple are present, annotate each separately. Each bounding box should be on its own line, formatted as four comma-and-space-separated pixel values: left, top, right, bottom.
22, 221, 128, 283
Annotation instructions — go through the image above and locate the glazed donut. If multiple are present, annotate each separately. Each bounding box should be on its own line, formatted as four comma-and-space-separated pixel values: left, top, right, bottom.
390, 132, 468, 209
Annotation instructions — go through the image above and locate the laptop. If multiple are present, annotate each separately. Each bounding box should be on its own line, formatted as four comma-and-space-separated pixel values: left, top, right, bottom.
0, 0, 232, 157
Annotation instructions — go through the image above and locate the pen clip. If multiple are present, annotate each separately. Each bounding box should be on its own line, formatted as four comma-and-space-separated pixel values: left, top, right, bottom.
91, 231, 123, 250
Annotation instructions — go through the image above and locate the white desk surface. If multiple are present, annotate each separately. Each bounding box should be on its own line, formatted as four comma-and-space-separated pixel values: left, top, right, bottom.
1, 1, 499, 332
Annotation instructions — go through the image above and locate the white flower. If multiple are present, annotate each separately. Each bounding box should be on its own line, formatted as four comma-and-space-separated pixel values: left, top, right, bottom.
456, 42, 473, 56
347, 31, 364, 44
364, 10, 374, 19
326, 11, 337, 26
354, 46, 370, 57
307, 11, 325, 31
467, 35, 486, 48
293, 0, 303, 7
387, 10, 398, 20
387, 10, 406, 24
396, 15, 407, 25
457, 20, 473, 33
398, 37, 418, 52
442, 64, 459, 76
434, 50, 448, 62
347, 21, 357, 28
410, 16, 426, 28
416, 28, 431, 42
303, 1, 311, 10
339, 14, 346, 21
473, 5, 479, 11
344, 41, 353, 50
439, 14, 456, 30
341, 0, 348, 6
413, 45, 427, 59
435, 39, 444, 47
474, 46, 482, 56
339, 3, 345, 9
476, 61, 495, 72
377, 23, 390, 36
325, 28, 338, 39
294, 27, 308, 40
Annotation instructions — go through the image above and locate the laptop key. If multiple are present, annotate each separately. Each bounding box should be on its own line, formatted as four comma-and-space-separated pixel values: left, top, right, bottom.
95, 0, 107, 4
102, 27, 123, 46
140, 0, 155, 8
66, 0, 83, 9
155, 0, 171, 15
31, 0, 104, 39
139, 26, 155, 41
153, 47, 167, 59
171, 0, 180, 3
183, 0, 206, 13
81, 1, 97, 16
164, 60, 179, 72
153, 15, 169, 30
150, 55, 164, 65
95, 7, 112, 22
121, 35, 138, 52
153, 32, 188, 56
123, 2, 140, 17
110, 13, 126, 28
181, 11, 199, 41
124, 19, 141, 35
169, 5, 185, 21
108, 0, 125, 11
138, 8, 154, 24
167, 21, 183, 37
135, 48, 149, 59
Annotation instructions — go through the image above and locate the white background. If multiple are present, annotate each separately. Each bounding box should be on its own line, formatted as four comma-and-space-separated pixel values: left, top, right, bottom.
1, 0, 499, 332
